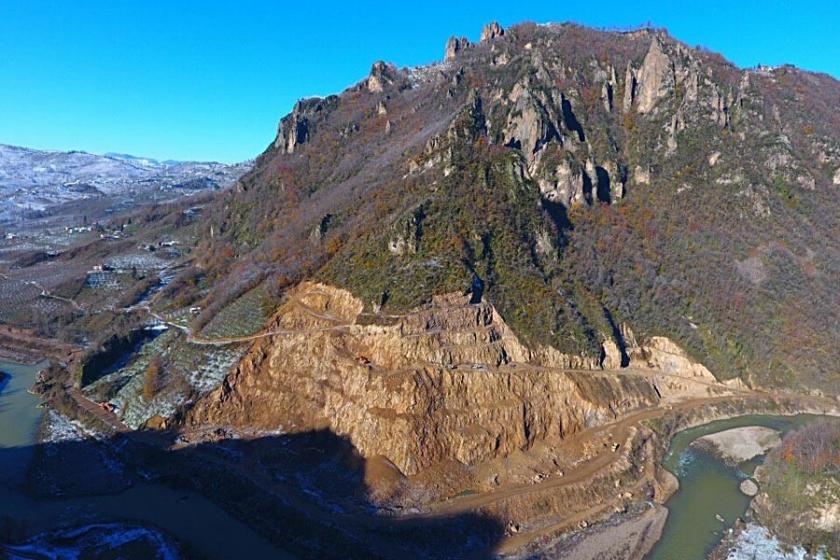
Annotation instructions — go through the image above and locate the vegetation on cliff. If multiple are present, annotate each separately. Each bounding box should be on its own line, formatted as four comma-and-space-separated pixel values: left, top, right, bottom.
187, 22, 840, 393
757, 419, 840, 555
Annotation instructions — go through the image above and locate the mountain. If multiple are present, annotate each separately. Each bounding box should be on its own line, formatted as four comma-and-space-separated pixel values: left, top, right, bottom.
160, 23, 840, 518
195, 22, 840, 398
31, 21, 839, 558
0, 143, 251, 222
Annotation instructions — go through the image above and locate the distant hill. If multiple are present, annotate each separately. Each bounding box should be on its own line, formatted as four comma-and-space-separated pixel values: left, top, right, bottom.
0, 143, 251, 221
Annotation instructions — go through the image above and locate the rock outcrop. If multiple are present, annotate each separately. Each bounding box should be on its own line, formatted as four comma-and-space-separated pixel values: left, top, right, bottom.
274, 97, 338, 153
445, 36, 470, 61
387, 210, 423, 255
623, 63, 637, 112
366, 61, 402, 93
628, 335, 716, 381
740, 478, 759, 496
634, 37, 674, 114
480, 21, 505, 42
537, 158, 588, 207
599, 325, 740, 401
502, 80, 561, 159
189, 283, 659, 475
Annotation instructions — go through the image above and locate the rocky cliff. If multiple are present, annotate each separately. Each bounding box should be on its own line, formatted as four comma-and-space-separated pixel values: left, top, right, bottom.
188, 283, 743, 475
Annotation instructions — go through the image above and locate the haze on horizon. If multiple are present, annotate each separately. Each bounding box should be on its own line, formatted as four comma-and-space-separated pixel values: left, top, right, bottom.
1, 0, 838, 163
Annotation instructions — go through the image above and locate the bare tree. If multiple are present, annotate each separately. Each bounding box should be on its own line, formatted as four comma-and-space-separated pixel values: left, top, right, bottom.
143, 356, 162, 401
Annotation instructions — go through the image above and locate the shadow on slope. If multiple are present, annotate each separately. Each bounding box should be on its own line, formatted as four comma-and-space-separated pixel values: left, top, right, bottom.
0, 426, 506, 559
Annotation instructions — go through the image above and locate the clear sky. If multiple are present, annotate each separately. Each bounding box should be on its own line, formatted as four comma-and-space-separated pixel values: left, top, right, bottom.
1, 1, 838, 163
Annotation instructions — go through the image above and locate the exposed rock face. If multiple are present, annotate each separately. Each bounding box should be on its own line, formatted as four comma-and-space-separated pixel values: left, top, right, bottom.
601, 339, 624, 369
189, 283, 659, 475
274, 97, 338, 153
445, 36, 470, 61
834, 167, 840, 185
600, 325, 740, 401
599, 67, 617, 112
811, 502, 840, 533
387, 206, 424, 255
275, 102, 311, 153
627, 333, 716, 381
634, 37, 674, 114
537, 158, 587, 207
502, 80, 560, 159
367, 61, 401, 93
480, 21, 505, 42
210, 22, 840, 453
623, 63, 637, 112
448, 89, 487, 141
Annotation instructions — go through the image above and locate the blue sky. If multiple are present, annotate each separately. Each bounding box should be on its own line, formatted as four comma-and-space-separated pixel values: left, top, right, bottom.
1, 1, 837, 163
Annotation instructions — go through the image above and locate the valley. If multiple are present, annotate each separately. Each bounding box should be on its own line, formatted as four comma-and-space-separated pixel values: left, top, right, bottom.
2, 17, 839, 560
2, 332, 836, 558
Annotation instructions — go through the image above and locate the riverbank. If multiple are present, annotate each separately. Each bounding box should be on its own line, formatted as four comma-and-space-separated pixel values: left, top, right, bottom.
710, 521, 831, 560
691, 426, 781, 465
510, 502, 669, 560
0, 357, 286, 560
514, 395, 839, 560
0, 324, 77, 367
648, 410, 837, 560
3, 523, 183, 560
750, 417, 840, 557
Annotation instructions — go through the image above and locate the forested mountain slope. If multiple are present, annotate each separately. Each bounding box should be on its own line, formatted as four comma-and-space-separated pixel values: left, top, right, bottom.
197, 22, 840, 394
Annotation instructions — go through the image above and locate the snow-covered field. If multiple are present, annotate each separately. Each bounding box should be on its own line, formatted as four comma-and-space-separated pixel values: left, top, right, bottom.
41, 409, 105, 443
0, 143, 250, 224
83, 328, 244, 429
106, 252, 171, 271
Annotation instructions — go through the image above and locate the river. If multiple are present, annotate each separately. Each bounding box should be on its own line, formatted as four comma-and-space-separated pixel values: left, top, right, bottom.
0, 359, 290, 559
647, 413, 825, 560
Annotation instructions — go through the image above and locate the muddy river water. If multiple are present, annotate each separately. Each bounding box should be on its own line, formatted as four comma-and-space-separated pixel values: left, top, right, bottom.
647, 413, 826, 560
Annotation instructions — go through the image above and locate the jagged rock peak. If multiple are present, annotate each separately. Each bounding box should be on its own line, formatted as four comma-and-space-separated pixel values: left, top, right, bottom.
445, 36, 471, 61
367, 61, 401, 93
635, 36, 675, 114
274, 96, 338, 154
480, 21, 505, 42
